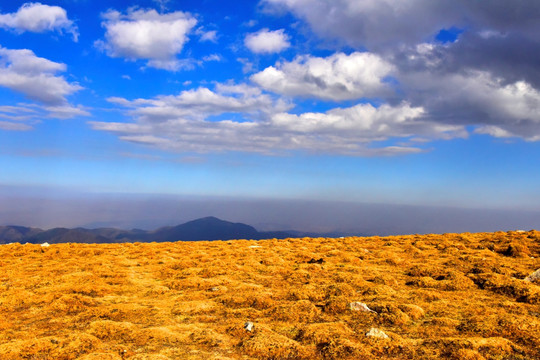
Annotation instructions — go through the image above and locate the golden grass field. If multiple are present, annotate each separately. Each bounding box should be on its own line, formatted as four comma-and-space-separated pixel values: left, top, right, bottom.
0, 230, 539, 359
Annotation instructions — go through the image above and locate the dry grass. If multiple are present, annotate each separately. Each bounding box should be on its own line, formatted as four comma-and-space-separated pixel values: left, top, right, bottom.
0, 230, 539, 359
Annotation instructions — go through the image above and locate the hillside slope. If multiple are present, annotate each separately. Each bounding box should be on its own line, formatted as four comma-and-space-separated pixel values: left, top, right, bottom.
0, 231, 539, 359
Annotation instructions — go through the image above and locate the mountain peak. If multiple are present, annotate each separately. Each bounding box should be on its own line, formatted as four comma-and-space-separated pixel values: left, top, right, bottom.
189, 216, 223, 223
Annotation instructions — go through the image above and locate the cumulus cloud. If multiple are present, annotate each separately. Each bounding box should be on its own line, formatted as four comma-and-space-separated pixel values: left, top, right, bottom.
259, 0, 540, 144
251, 52, 394, 100
0, 47, 82, 105
244, 28, 290, 54
417, 74, 540, 140
262, 0, 540, 49
395, 43, 540, 140
271, 102, 465, 142
0, 47, 87, 129
395, 31, 540, 92
0, 2, 78, 41
95, 8, 197, 71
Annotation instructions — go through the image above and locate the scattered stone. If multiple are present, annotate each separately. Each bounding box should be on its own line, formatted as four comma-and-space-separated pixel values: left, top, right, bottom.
210, 287, 220, 292
307, 258, 324, 264
349, 302, 377, 313
365, 327, 389, 339
244, 322, 254, 332
524, 268, 540, 283
41, 242, 50, 248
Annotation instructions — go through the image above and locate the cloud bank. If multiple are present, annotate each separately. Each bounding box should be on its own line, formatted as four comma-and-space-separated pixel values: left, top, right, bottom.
90, 81, 456, 155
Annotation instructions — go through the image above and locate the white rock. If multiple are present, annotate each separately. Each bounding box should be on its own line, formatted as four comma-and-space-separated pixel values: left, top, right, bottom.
244, 322, 254, 332
349, 302, 377, 313
41, 242, 50, 248
249, 245, 262, 248
365, 327, 389, 339
524, 268, 540, 283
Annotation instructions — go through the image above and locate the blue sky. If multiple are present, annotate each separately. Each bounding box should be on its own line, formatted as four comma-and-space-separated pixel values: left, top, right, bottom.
1, 1, 540, 231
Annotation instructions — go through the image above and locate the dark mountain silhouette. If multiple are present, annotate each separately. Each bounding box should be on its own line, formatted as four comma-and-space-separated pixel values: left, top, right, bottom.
0, 217, 321, 244
149, 216, 261, 242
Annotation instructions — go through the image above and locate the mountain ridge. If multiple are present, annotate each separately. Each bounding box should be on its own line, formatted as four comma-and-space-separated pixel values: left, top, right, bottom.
0, 216, 354, 244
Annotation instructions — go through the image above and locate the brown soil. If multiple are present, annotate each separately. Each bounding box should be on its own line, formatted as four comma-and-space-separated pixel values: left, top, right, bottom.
0, 230, 539, 359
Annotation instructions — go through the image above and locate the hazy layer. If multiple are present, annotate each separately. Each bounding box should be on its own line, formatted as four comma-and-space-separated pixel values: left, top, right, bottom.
1, 186, 538, 235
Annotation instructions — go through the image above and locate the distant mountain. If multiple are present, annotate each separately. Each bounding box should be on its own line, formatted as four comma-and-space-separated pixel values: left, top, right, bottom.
149, 216, 261, 242
0, 217, 309, 244
25, 228, 114, 244
0, 225, 42, 243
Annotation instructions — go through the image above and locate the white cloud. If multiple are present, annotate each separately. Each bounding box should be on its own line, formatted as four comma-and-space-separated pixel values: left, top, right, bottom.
0, 47, 87, 130
0, 121, 33, 131
0, 104, 37, 131
105, 83, 291, 122
0, 103, 88, 131
44, 104, 90, 119
244, 28, 290, 54
0, 47, 82, 105
146, 58, 195, 71
271, 102, 465, 141
153, 0, 171, 12
202, 54, 222, 62
243, 20, 258, 28
251, 52, 394, 100
199, 30, 217, 42
0, 2, 78, 41
89, 80, 466, 155
95, 8, 197, 71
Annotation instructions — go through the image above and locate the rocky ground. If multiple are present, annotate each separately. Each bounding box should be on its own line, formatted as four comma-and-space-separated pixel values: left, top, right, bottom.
0, 230, 539, 359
